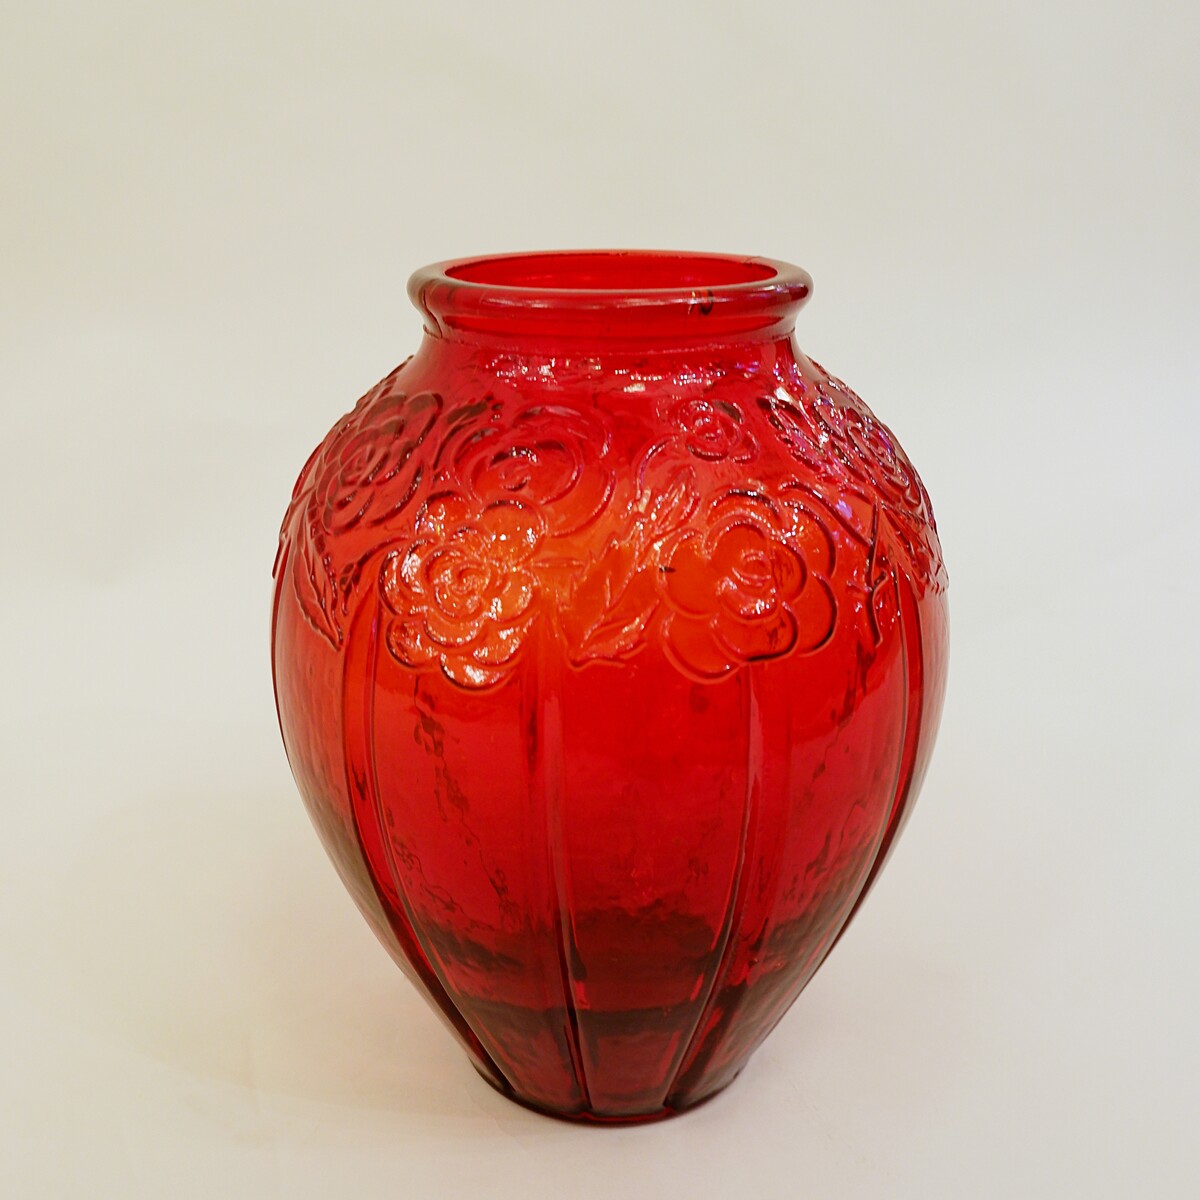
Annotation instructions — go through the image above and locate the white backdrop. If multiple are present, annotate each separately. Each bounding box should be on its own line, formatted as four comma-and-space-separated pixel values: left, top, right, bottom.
3, 2, 1197, 1196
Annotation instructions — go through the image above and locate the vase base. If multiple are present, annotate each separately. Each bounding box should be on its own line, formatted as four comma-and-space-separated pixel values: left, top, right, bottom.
469, 1062, 740, 1125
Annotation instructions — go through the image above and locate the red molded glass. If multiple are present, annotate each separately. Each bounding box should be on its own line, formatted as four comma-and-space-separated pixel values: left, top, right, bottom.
271, 251, 948, 1122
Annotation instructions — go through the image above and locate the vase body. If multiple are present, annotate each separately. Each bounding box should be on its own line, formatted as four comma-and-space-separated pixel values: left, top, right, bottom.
271, 251, 948, 1121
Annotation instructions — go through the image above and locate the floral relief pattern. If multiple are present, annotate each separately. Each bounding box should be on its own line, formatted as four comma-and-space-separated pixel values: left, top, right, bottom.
667, 396, 758, 464
276, 362, 440, 646
449, 403, 615, 537
658, 489, 835, 679
278, 354, 939, 687
759, 358, 944, 590
380, 494, 543, 689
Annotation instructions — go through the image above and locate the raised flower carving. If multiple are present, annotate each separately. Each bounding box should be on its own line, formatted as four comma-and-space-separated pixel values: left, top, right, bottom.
809, 380, 924, 512
380, 493, 544, 688
807, 363, 942, 586
316, 406, 436, 534
668, 397, 757, 463
758, 363, 944, 589
278, 365, 440, 645
449, 403, 614, 537
280, 372, 889, 686
659, 489, 836, 680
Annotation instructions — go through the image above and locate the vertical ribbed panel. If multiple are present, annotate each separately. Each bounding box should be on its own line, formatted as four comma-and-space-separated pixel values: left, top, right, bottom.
692, 566, 929, 1089
663, 579, 914, 1105
341, 595, 512, 1093
661, 663, 761, 1110
552, 650, 752, 1116
535, 631, 592, 1113
816, 568, 928, 963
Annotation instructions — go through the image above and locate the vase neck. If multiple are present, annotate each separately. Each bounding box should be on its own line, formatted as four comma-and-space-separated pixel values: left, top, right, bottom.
408, 250, 812, 352
410, 329, 803, 390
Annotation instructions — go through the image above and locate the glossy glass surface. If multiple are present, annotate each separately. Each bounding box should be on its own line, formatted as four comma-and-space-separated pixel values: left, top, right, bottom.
272, 251, 948, 1121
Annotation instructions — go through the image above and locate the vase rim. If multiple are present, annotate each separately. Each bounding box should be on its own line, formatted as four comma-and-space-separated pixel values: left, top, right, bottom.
408, 249, 813, 346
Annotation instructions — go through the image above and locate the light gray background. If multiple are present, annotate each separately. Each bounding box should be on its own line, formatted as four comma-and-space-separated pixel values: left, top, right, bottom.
3, 2, 1197, 1195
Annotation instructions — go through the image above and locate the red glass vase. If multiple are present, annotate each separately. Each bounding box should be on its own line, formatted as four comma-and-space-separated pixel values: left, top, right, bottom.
271, 251, 948, 1122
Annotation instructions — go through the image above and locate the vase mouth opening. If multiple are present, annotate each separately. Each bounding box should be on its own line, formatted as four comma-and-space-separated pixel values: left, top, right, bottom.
408, 250, 812, 346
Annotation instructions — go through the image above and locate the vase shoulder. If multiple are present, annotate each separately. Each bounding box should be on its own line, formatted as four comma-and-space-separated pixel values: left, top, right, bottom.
275, 341, 944, 687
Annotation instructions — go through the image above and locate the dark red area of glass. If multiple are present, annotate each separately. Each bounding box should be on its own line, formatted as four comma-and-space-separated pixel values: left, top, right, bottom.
272, 251, 948, 1121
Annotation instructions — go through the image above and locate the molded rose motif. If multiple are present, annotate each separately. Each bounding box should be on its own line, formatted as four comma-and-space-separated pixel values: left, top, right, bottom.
316, 407, 434, 534
381, 493, 544, 688
807, 363, 942, 585
809, 379, 924, 513
278, 365, 440, 645
668, 397, 757, 463
759, 364, 943, 589
659, 489, 836, 680
449, 403, 614, 537
279, 370, 925, 686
